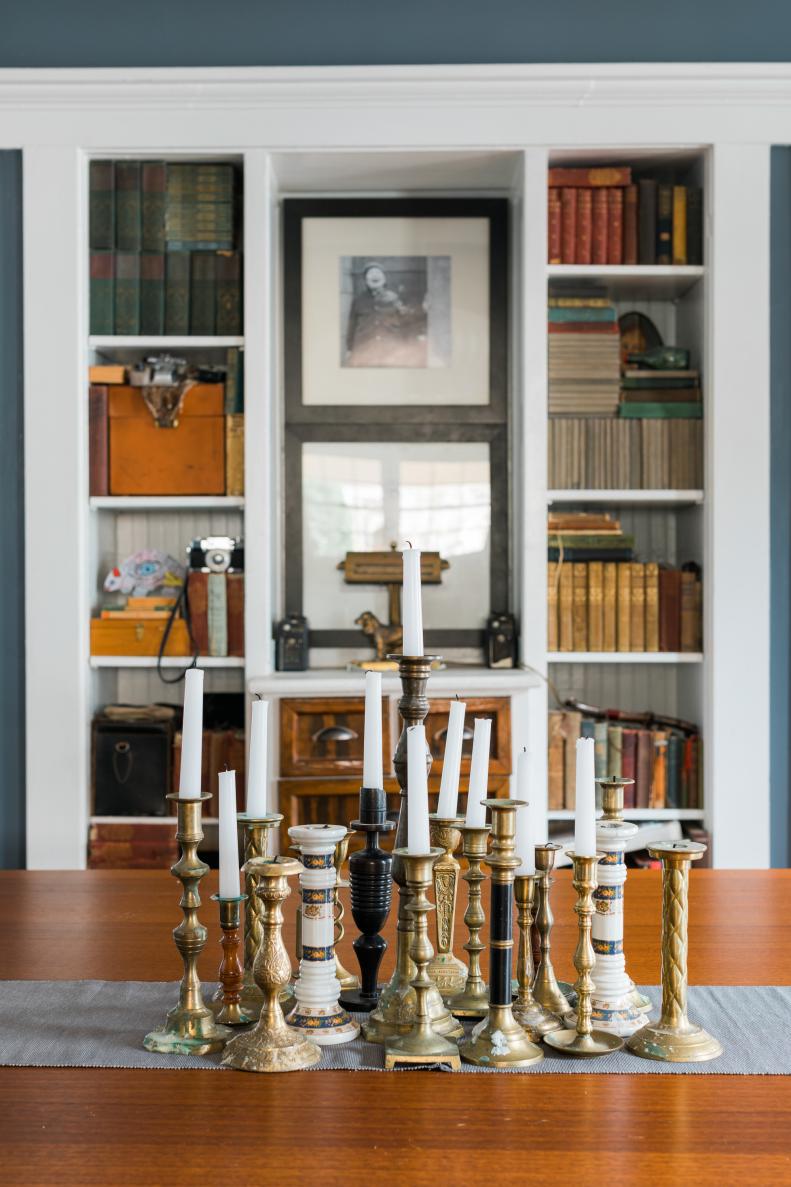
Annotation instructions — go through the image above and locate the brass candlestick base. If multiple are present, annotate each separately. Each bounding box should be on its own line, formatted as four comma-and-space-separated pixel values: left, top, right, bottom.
512, 874, 562, 1040
532, 843, 574, 1019
236, 812, 284, 1020
427, 814, 467, 995
544, 853, 625, 1058
447, 824, 491, 1019
333, 828, 360, 992
384, 849, 461, 1071
222, 858, 321, 1073
144, 794, 233, 1056
211, 893, 252, 1025
628, 841, 722, 1063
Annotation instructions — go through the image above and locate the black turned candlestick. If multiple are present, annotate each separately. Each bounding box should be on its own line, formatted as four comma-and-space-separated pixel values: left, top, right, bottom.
339, 786, 395, 1013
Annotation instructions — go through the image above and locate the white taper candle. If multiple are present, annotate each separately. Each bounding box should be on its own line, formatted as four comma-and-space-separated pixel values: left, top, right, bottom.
513, 748, 535, 875
406, 724, 431, 854
465, 718, 491, 828
247, 698, 269, 817
178, 666, 204, 798
218, 769, 240, 898
362, 670, 383, 789
402, 546, 424, 657
436, 698, 466, 818
574, 736, 597, 857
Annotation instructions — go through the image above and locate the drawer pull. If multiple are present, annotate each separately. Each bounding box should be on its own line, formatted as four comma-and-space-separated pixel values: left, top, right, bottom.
312, 724, 358, 744
434, 725, 475, 746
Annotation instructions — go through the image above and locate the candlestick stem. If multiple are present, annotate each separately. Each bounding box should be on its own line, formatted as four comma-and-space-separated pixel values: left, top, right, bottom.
211, 893, 251, 1025
512, 874, 562, 1039
427, 814, 467, 995
237, 812, 284, 1020
446, 824, 491, 1018
532, 843, 574, 1019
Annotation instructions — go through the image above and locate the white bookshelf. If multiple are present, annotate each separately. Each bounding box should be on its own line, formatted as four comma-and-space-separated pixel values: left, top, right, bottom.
546, 263, 704, 299
548, 808, 704, 821
548, 490, 704, 506
89, 335, 244, 349
547, 652, 703, 665
90, 496, 245, 511
89, 656, 245, 669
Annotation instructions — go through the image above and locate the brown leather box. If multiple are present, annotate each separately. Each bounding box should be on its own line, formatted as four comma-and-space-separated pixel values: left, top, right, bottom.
108, 384, 225, 495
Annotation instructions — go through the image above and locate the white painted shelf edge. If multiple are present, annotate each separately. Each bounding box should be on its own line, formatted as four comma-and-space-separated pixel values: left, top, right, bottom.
89, 335, 244, 349
547, 489, 704, 505
90, 815, 219, 825
548, 651, 703, 664
548, 808, 703, 821
546, 263, 704, 297
89, 656, 245, 668
90, 496, 245, 510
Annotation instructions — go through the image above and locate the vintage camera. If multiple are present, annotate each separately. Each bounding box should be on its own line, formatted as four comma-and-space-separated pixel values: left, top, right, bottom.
275, 614, 309, 671
128, 353, 189, 387
187, 536, 245, 573
485, 611, 517, 669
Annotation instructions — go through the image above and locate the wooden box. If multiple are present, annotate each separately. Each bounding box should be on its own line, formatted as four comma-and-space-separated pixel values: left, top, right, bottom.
90, 618, 191, 656
279, 697, 392, 778
108, 384, 225, 495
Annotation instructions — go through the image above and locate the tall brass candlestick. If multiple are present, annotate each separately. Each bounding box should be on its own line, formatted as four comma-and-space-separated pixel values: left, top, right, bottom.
238, 812, 284, 1020
143, 793, 232, 1056
627, 841, 722, 1063
427, 813, 467, 995
533, 842, 574, 1019
447, 824, 491, 1018
512, 874, 562, 1039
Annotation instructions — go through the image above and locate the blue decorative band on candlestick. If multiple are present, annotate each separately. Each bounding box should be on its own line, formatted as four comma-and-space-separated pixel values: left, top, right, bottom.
302, 944, 335, 962
591, 1003, 642, 1022
592, 938, 624, 955
302, 887, 335, 903
599, 852, 625, 865
302, 853, 334, 869
593, 885, 623, 901
288, 1010, 353, 1030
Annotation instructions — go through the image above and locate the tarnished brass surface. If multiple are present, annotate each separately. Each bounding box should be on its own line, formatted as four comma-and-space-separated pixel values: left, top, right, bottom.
236, 813, 283, 1020
427, 814, 467, 995
512, 874, 562, 1039
533, 843, 574, 1019
446, 824, 491, 1019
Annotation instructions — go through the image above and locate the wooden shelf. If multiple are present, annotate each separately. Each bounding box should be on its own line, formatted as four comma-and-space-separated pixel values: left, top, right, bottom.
90, 496, 245, 511
547, 489, 704, 506
89, 656, 244, 669
548, 652, 703, 664
90, 815, 219, 825
548, 808, 704, 821
89, 336, 244, 349
546, 264, 704, 299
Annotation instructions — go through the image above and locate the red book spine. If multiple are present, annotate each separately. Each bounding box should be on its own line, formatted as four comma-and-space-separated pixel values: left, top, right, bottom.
548, 321, 619, 334
623, 184, 639, 265
548, 187, 562, 264
89, 385, 109, 496
621, 729, 638, 808
607, 187, 624, 265
576, 187, 593, 265
548, 166, 632, 187
592, 188, 608, 264
560, 188, 578, 264
226, 573, 245, 658
187, 571, 209, 655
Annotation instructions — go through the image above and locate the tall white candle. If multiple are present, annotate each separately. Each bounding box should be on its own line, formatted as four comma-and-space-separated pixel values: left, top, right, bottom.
465, 718, 491, 828
218, 769, 240, 898
178, 667, 204, 798
406, 724, 431, 854
513, 748, 536, 875
402, 547, 424, 657
247, 698, 269, 817
436, 698, 466, 818
574, 736, 597, 857
362, 671, 383, 789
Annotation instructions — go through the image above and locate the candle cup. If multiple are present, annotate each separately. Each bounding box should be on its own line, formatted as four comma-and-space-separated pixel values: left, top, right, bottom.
427, 814, 468, 996
332, 829, 361, 993
627, 841, 722, 1063
143, 793, 233, 1056
339, 786, 395, 1013
210, 893, 251, 1026
512, 874, 563, 1039
236, 812, 284, 1021
544, 852, 625, 1057
384, 848, 461, 1071
446, 824, 491, 1019
221, 857, 322, 1073
532, 843, 575, 1019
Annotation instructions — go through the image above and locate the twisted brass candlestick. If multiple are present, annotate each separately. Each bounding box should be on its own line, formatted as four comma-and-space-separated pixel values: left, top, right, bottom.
333, 828, 360, 992
221, 857, 321, 1073
544, 852, 624, 1057
512, 873, 563, 1039
447, 824, 491, 1018
143, 793, 232, 1055
236, 812, 284, 1020
211, 892, 251, 1025
428, 813, 467, 995
533, 842, 574, 1019
364, 654, 462, 1044
628, 841, 722, 1063
384, 848, 461, 1071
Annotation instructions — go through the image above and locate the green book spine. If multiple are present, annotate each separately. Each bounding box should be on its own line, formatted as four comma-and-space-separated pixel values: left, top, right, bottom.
89, 161, 115, 251
89, 252, 115, 335
593, 721, 608, 779
656, 184, 673, 265
619, 403, 703, 419
164, 252, 190, 335
141, 162, 166, 252
622, 376, 700, 390
114, 252, 141, 335
548, 307, 616, 323
215, 251, 242, 335
114, 161, 141, 252
190, 252, 216, 335
666, 733, 682, 809
140, 253, 165, 335
224, 347, 244, 413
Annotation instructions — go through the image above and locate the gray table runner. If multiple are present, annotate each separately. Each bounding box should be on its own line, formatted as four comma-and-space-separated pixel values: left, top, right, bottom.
0, 981, 787, 1074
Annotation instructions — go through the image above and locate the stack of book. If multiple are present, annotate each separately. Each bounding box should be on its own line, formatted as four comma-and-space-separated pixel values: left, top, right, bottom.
99, 592, 178, 622
548, 416, 703, 489
548, 299, 621, 414
620, 366, 702, 419
187, 571, 245, 658
88, 820, 178, 869
89, 160, 242, 336
547, 165, 703, 266
548, 708, 702, 811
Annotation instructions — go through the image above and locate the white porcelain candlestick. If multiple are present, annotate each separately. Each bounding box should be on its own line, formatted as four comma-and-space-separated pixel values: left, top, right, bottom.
286, 824, 360, 1045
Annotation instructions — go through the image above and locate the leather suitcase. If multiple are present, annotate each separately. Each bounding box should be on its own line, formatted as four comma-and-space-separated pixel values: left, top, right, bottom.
92, 715, 174, 815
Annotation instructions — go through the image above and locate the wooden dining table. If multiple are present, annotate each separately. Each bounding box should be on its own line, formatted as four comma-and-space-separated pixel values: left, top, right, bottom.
0, 868, 789, 1186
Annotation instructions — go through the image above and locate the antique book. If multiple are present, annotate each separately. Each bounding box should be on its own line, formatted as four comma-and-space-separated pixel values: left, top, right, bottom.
638, 179, 657, 264
114, 160, 141, 252
548, 711, 566, 810
650, 730, 668, 808
215, 251, 242, 335
666, 732, 683, 809
548, 166, 632, 187
607, 725, 623, 778
644, 561, 660, 652
224, 346, 244, 413
606, 187, 624, 265
558, 563, 574, 651
114, 252, 140, 335
616, 562, 631, 651
659, 568, 682, 652
635, 729, 653, 808
225, 413, 244, 497
187, 571, 209, 655
587, 561, 604, 651
226, 573, 244, 658
548, 187, 562, 263
89, 160, 115, 251
561, 188, 578, 263
190, 251, 217, 335
563, 710, 582, 809
89, 252, 115, 336
89, 364, 126, 384
139, 253, 165, 336
602, 562, 617, 651
686, 187, 703, 265
619, 403, 702, 418
572, 562, 588, 651
165, 251, 191, 335
656, 184, 673, 265
141, 161, 166, 253
547, 561, 559, 652
576, 186, 593, 264
672, 185, 687, 266
630, 562, 646, 652
623, 183, 638, 265
207, 572, 228, 658
592, 187, 608, 264
593, 721, 608, 780
621, 729, 638, 807
680, 569, 700, 651
89, 385, 109, 496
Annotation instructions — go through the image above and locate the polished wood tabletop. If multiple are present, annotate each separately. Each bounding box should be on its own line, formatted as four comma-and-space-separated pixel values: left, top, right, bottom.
0, 868, 789, 1186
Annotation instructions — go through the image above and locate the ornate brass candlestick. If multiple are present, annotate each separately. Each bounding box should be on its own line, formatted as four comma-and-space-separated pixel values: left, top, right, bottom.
332, 828, 360, 992
210, 892, 251, 1025
627, 841, 722, 1063
447, 823, 491, 1018
544, 852, 624, 1057
364, 654, 462, 1043
143, 793, 232, 1055
221, 857, 322, 1073
533, 842, 574, 1019
427, 813, 467, 995
384, 848, 461, 1071
237, 811, 283, 1020
339, 785, 395, 1013
512, 873, 562, 1039
460, 800, 544, 1068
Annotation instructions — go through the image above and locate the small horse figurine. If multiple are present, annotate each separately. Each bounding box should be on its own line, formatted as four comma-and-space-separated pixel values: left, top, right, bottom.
355, 610, 403, 663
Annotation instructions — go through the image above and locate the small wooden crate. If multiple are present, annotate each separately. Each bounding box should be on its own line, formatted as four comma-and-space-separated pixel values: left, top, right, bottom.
90, 618, 191, 656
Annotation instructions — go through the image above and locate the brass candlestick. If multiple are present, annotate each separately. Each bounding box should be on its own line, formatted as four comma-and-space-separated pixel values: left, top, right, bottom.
364, 654, 462, 1044
237, 811, 284, 1020
143, 793, 232, 1056
384, 848, 461, 1071
427, 813, 467, 995
333, 828, 360, 992
544, 852, 625, 1057
627, 841, 722, 1063
512, 874, 563, 1039
210, 893, 251, 1025
460, 800, 544, 1068
221, 857, 321, 1073
447, 824, 491, 1018
533, 842, 574, 1019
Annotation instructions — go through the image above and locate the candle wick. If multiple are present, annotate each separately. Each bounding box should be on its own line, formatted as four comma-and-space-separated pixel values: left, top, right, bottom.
405, 540, 413, 549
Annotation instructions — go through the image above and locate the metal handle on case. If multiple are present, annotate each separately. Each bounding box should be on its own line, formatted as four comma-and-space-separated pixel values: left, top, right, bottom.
312, 724, 358, 744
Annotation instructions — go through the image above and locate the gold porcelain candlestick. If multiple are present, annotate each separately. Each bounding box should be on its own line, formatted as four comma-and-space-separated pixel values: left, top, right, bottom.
333, 829, 360, 992
533, 842, 574, 1019
237, 812, 284, 1020
384, 849, 461, 1071
143, 793, 232, 1056
447, 824, 491, 1018
544, 852, 625, 1057
512, 874, 562, 1039
211, 893, 251, 1025
627, 841, 722, 1063
221, 858, 321, 1073
427, 813, 467, 995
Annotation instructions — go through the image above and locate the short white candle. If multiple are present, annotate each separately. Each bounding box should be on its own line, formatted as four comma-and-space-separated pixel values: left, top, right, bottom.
512, 748, 535, 875
247, 698, 269, 817
218, 769, 240, 898
406, 724, 431, 854
574, 736, 597, 857
436, 698, 466, 818
464, 718, 491, 828
402, 547, 424, 657
362, 671, 383, 789
178, 667, 204, 798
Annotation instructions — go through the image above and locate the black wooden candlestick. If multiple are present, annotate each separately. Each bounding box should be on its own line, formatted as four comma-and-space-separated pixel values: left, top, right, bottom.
339, 786, 395, 1013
